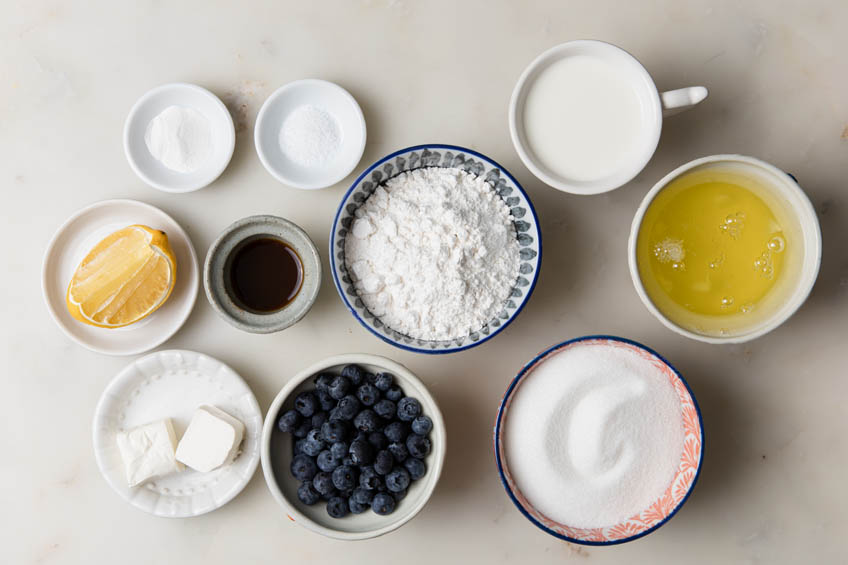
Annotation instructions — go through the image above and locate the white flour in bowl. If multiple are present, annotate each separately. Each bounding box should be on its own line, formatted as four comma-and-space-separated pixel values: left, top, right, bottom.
344, 167, 519, 341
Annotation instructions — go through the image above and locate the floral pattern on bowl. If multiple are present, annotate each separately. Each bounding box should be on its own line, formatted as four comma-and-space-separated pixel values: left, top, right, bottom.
330, 144, 542, 354
494, 336, 704, 545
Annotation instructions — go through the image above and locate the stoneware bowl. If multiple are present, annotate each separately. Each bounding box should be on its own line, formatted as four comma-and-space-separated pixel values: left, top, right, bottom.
494, 335, 703, 545
628, 154, 822, 344
260, 354, 446, 540
124, 83, 235, 193
330, 144, 542, 354
255, 79, 366, 189
204, 215, 321, 333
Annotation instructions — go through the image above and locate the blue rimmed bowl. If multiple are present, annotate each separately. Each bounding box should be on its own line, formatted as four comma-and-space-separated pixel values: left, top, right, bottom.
330, 144, 542, 354
494, 335, 704, 545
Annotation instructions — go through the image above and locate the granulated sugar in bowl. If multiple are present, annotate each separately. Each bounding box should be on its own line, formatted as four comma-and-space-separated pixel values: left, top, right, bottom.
495, 336, 703, 545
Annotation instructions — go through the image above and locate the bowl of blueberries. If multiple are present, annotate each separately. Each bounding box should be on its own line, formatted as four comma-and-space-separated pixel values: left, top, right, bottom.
260, 354, 446, 540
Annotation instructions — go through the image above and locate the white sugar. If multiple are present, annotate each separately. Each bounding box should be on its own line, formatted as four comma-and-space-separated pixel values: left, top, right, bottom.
344, 167, 520, 341
279, 104, 341, 167
504, 342, 684, 528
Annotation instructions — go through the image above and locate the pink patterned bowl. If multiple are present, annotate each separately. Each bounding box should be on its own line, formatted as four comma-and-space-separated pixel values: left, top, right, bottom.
494, 335, 703, 545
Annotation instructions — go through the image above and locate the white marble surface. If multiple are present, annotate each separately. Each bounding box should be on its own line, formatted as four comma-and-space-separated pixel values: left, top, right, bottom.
2, 1, 846, 563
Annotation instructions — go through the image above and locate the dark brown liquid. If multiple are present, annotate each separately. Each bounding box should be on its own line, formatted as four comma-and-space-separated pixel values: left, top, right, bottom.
228, 238, 303, 312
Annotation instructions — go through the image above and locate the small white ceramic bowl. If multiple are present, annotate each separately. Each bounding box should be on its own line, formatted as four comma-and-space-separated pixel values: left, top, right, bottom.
124, 83, 235, 193
261, 354, 445, 540
254, 79, 366, 189
628, 155, 822, 343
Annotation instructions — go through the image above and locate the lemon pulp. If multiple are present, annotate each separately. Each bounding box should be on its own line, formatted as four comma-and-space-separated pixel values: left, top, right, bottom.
66, 225, 176, 328
637, 169, 786, 334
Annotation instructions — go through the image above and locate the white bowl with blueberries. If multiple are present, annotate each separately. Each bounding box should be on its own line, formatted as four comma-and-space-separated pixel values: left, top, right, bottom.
260, 354, 445, 540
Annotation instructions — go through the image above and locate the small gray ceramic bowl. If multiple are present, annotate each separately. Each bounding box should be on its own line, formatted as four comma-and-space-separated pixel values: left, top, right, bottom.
204, 215, 322, 333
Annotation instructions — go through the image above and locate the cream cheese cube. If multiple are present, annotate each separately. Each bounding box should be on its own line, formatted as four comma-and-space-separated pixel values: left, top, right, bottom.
116, 418, 184, 487
176, 406, 244, 473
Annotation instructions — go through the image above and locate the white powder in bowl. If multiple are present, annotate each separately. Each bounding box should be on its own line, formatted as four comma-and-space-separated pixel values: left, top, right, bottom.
144, 105, 213, 173
503, 342, 685, 528
344, 167, 520, 341
279, 104, 341, 167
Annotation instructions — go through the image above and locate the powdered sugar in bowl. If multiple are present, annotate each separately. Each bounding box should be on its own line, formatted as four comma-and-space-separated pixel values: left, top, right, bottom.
495, 336, 703, 545
330, 144, 541, 354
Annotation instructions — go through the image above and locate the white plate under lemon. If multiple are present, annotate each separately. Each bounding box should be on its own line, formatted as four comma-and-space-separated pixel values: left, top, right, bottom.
42, 199, 199, 355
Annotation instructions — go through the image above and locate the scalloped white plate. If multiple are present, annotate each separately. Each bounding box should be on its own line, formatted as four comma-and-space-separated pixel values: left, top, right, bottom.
93, 350, 262, 517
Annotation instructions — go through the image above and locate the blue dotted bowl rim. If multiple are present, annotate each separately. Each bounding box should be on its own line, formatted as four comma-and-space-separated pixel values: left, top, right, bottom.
494, 335, 705, 546
329, 144, 542, 355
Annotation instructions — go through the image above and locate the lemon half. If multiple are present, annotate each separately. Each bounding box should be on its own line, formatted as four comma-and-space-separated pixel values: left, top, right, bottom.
66, 225, 177, 328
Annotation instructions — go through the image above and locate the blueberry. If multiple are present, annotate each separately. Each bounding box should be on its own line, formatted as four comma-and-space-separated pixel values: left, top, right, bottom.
387, 442, 408, 462
349, 439, 374, 466
320, 489, 338, 501
326, 496, 349, 518
297, 481, 321, 505
368, 431, 389, 451
397, 397, 421, 421
364, 371, 378, 384
341, 364, 364, 385
403, 457, 426, 480
329, 375, 351, 400
277, 409, 301, 433
373, 399, 396, 420
406, 434, 431, 459
351, 487, 374, 505
384, 421, 409, 443
374, 450, 394, 475
342, 455, 355, 467
411, 415, 432, 435
302, 439, 324, 457
312, 471, 335, 495
354, 409, 381, 432
359, 466, 382, 490
330, 441, 348, 460
294, 391, 319, 418
317, 450, 341, 472
316, 390, 335, 411
311, 411, 329, 430
306, 428, 325, 449
314, 372, 335, 392
385, 384, 404, 402
356, 383, 380, 406
336, 394, 360, 420
374, 372, 394, 391
386, 468, 410, 492
372, 492, 396, 515
393, 488, 408, 502
293, 419, 312, 439
291, 454, 317, 482
332, 465, 358, 491
348, 498, 369, 514
321, 420, 348, 443
293, 438, 306, 455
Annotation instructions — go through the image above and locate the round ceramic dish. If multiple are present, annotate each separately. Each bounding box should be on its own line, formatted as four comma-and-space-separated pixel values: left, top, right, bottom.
41, 199, 199, 356
204, 215, 322, 333
93, 349, 262, 517
124, 83, 235, 193
494, 336, 703, 546
255, 79, 366, 189
628, 155, 822, 344
330, 144, 542, 354
261, 354, 446, 540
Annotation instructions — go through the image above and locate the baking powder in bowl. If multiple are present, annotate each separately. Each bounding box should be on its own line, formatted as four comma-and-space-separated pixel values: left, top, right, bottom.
144, 105, 213, 173
344, 167, 519, 341
504, 342, 684, 528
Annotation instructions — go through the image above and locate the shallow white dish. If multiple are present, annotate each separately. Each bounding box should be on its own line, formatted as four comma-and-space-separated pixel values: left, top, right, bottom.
93, 350, 262, 518
41, 199, 199, 356
124, 83, 235, 193
261, 354, 446, 540
255, 79, 366, 189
